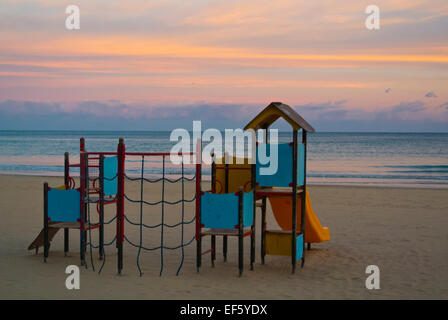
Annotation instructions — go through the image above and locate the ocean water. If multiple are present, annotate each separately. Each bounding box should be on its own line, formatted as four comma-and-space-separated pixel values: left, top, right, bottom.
0, 131, 447, 188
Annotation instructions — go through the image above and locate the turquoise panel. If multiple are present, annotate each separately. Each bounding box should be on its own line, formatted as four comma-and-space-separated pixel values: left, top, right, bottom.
296, 234, 304, 261
243, 191, 254, 227
104, 156, 118, 197
297, 144, 305, 186
201, 192, 239, 229
256, 143, 305, 187
48, 188, 81, 223
256, 143, 292, 187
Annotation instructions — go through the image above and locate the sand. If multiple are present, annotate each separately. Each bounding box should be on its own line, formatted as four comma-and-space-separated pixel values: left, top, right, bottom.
0, 174, 447, 299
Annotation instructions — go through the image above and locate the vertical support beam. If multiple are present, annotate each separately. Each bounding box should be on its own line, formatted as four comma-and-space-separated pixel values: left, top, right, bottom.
79, 151, 86, 266
291, 130, 298, 273
261, 126, 268, 265
223, 155, 229, 262
64, 225, 69, 256
80, 137, 85, 152
79, 138, 86, 266
223, 237, 228, 261
84, 153, 89, 264
250, 162, 256, 270
99, 155, 105, 260
224, 161, 229, 192
238, 187, 244, 277
63, 152, 69, 256
211, 153, 216, 193
301, 130, 307, 267
116, 138, 125, 274
210, 152, 218, 266
64, 152, 70, 187
211, 235, 216, 267
195, 139, 202, 272
43, 183, 49, 262
261, 196, 267, 264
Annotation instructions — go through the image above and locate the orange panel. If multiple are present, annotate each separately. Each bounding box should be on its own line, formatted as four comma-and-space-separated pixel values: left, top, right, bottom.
268, 189, 330, 243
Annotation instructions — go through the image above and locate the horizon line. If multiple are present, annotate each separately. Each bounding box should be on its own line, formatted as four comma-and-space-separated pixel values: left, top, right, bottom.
1, 130, 447, 134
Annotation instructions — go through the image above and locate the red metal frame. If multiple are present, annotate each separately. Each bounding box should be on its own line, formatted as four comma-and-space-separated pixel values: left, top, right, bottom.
76, 137, 200, 274
215, 166, 251, 171
195, 140, 202, 241
118, 139, 125, 244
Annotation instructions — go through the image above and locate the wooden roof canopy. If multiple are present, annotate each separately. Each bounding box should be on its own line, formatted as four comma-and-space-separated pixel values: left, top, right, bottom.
244, 102, 315, 133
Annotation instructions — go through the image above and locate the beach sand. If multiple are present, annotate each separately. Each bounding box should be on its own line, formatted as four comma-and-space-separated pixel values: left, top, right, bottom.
0, 174, 447, 299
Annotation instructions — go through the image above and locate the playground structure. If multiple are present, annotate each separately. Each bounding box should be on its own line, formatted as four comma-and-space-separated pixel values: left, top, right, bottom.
28, 102, 330, 276
29, 138, 198, 276
209, 102, 330, 273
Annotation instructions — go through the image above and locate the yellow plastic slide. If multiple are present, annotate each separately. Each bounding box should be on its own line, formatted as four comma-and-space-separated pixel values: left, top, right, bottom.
268, 189, 330, 243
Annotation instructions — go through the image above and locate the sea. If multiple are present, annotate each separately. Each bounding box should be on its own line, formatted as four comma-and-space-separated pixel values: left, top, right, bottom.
0, 131, 447, 189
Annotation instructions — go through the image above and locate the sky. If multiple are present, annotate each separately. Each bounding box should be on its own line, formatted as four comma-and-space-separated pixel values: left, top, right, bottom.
0, 0, 447, 131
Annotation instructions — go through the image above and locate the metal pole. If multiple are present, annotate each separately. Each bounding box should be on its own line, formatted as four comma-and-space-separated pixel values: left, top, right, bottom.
291, 130, 298, 273
79, 138, 86, 266
210, 152, 216, 267
99, 155, 105, 260
261, 127, 268, 265
64, 152, 69, 186
63, 152, 69, 256
117, 138, 125, 274
238, 186, 244, 276
211, 153, 216, 193
250, 162, 256, 270
80, 137, 85, 152
79, 152, 86, 266
261, 197, 266, 264
301, 130, 307, 267
223, 158, 229, 261
210, 151, 217, 266
43, 183, 49, 262
211, 235, 216, 267
195, 139, 202, 272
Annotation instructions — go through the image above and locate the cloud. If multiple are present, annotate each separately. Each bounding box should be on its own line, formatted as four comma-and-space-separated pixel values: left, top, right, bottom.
425, 91, 438, 98
295, 100, 448, 132
388, 100, 426, 114
295, 100, 346, 112
438, 102, 448, 111
0, 100, 259, 130
1, 99, 447, 132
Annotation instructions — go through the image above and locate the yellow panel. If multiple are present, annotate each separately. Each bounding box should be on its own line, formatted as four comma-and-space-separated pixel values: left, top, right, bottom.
265, 231, 293, 256
214, 156, 252, 194
54, 185, 67, 190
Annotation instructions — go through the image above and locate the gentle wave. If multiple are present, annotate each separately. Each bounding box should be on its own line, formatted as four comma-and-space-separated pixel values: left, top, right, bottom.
308, 172, 448, 181
1, 163, 447, 182
1, 131, 447, 188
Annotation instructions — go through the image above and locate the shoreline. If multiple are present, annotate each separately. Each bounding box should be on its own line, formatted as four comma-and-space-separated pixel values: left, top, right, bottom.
0, 172, 447, 190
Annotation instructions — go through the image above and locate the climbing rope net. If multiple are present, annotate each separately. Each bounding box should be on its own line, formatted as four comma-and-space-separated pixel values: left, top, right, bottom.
122, 155, 196, 276
82, 151, 197, 276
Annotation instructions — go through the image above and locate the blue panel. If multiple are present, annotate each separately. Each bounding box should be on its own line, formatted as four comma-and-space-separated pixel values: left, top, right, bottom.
48, 188, 80, 223
297, 144, 305, 186
256, 143, 292, 187
243, 191, 254, 227
296, 234, 304, 261
104, 156, 118, 197
201, 192, 239, 229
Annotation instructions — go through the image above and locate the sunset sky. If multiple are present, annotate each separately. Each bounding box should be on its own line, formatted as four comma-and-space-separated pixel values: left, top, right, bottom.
1, 0, 447, 131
